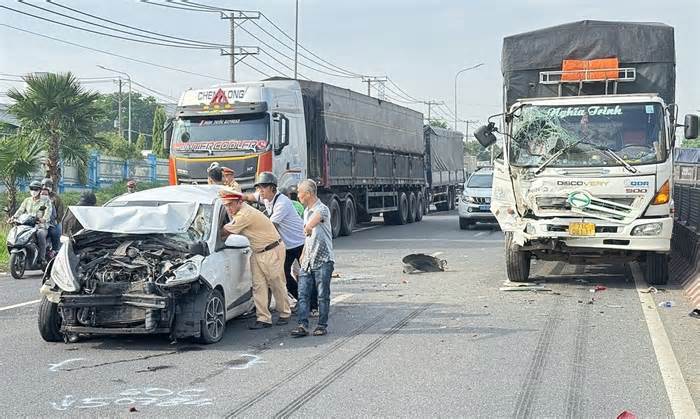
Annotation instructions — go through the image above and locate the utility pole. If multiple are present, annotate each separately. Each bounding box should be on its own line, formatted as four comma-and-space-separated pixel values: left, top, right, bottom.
422, 100, 444, 124
220, 11, 261, 82
362, 76, 387, 98
294, 0, 299, 79
99, 65, 132, 144
117, 78, 122, 137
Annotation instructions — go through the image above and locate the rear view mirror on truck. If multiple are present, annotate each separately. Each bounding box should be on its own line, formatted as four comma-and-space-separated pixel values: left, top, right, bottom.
474, 123, 497, 148
273, 112, 290, 155
684, 114, 699, 139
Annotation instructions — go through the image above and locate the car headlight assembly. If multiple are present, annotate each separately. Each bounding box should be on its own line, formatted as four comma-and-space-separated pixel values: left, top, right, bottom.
462, 196, 475, 204
165, 260, 201, 287
631, 222, 663, 236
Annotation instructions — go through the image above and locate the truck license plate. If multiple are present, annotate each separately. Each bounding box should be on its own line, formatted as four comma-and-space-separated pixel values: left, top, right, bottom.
479, 205, 490, 211
569, 222, 595, 236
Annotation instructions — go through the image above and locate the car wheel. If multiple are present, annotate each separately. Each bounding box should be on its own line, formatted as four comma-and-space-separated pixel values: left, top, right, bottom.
198, 289, 226, 344
415, 192, 424, 222
38, 296, 63, 342
645, 252, 669, 285
339, 197, 355, 237
407, 192, 417, 224
459, 218, 473, 230
505, 232, 531, 282
10, 253, 25, 279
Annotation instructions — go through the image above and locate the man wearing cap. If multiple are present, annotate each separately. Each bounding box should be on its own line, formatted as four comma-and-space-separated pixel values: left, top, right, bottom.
219, 188, 292, 329
126, 180, 137, 193
221, 167, 241, 192
243, 172, 306, 303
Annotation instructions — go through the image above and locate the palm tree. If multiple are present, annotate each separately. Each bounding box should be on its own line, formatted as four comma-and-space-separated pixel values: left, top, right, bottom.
7, 72, 105, 185
0, 134, 43, 215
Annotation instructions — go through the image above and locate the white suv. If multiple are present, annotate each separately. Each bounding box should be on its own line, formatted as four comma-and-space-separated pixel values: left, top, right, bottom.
458, 169, 495, 229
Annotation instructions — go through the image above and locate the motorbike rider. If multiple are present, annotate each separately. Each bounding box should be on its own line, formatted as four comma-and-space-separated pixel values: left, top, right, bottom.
126, 180, 137, 193
77, 190, 97, 206
10, 180, 53, 266
41, 178, 64, 251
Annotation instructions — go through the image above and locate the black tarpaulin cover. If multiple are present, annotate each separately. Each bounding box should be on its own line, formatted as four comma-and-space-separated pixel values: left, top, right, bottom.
502, 20, 675, 108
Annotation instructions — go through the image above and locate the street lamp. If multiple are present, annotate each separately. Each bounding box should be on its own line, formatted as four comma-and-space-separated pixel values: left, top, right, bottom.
98, 65, 132, 144
454, 63, 484, 131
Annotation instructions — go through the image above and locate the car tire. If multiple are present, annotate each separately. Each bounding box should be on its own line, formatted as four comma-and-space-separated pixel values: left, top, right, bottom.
645, 252, 669, 285
197, 288, 226, 344
505, 232, 531, 282
407, 192, 417, 224
459, 218, 472, 230
329, 198, 342, 239
415, 192, 424, 222
340, 197, 355, 237
10, 253, 25, 279
38, 296, 63, 342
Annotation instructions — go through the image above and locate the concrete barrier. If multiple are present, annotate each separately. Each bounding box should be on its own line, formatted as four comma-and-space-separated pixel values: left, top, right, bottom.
671, 221, 700, 308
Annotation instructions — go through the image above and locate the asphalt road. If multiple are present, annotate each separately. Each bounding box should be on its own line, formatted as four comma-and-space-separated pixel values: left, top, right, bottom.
0, 211, 698, 418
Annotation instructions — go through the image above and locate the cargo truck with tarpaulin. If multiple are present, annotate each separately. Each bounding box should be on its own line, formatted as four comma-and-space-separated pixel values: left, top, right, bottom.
166, 79, 428, 238
424, 126, 465, 212
473, 20, 699, 284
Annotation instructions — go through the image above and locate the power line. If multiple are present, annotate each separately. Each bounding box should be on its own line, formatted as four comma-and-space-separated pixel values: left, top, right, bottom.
138, 0, 221, 13
3, 4, 218, 49
0, 24, 229, 81
249, 55, 287, 78
259, 50, 309, 80
386, 77, 423, 102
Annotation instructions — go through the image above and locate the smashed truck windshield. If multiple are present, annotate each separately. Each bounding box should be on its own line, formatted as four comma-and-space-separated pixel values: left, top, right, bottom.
509, 103, 666, 168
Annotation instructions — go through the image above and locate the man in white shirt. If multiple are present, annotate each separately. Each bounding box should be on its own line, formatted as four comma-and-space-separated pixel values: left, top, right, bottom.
244, 172, 306, 301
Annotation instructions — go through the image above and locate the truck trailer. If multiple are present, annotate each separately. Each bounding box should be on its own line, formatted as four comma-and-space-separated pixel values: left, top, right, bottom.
424, 126, 466, 212
166, 79, 436, 238
474, 20, 699, 284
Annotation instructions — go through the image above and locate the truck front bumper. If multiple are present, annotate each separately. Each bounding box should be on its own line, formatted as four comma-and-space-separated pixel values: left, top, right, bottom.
514, 216, 673, 253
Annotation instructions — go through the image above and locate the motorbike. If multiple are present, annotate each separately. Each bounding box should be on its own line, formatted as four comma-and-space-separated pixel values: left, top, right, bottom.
6, 212, 53, 279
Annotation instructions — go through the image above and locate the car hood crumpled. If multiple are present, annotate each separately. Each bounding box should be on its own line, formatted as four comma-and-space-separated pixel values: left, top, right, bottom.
65, 202, 199, 235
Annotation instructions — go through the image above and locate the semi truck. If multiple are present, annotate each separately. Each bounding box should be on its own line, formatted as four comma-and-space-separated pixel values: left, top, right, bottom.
424, 126, 465, 212
165, 79, 464, 238
474, 20, 699, 284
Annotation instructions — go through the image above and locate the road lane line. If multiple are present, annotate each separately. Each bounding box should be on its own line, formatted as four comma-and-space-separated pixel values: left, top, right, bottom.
632, 264, 699, 418
353, 225, 381, 233
474, 231, 486, 237
0, 299, 40, 312
373, 238, 502, 243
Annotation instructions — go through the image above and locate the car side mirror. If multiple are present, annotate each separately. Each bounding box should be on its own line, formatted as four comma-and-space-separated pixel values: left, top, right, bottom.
180, 131, 190, 143
474, 123, 497, 148
684, 114, 699, 140
225, 234, 251, 249
164, 118, 174, 151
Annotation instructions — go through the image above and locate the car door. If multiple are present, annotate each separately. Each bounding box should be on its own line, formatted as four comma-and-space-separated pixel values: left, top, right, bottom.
200, 205, 253, 320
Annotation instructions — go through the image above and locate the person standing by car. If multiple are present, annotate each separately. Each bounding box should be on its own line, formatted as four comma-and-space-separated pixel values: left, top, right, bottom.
11, 180, 53, 266
41, 178, 64, 251
219, 188, 292, 329
207, 163, 225, 186
291, 179, 335, 337
222, 166, 241, 191
243, 172, 306, 303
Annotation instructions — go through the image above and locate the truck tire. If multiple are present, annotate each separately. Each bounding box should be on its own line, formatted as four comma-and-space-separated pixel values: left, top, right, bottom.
448, 188, 456, 210
407, 192, 417, 224
340, 197, 355, 237
329, 198, 342, 238
38, 296, 63, 342
645, 252, 669, 285
415, 192, 424, 222
505, 232, 531, 282
397, 192, 409, 225
197, 288, 226, 344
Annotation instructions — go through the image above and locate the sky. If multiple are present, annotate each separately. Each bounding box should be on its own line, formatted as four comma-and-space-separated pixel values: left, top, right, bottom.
1, 0, 698, 136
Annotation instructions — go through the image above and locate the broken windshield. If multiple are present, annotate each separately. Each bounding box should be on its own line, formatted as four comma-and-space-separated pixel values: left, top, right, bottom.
509, 103, 666, 168
171, 114, 269, 156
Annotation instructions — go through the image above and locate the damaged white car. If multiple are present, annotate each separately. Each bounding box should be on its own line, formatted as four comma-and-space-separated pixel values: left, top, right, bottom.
38, 185, 253, 344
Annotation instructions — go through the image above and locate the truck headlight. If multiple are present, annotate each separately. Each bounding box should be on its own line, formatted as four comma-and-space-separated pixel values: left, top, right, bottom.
631, 222, 663, 236
525, 223, 536, 235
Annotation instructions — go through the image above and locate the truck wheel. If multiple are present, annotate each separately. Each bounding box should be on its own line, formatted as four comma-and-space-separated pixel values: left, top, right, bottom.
505, 232, 531, 282
407, 192, 417, 224
329, 198, 342, 238
415, 192, 424, 222
38, 296, 63, 342
448, 188, 456, 210
397, 192, 409, 225
645, 252, 669, 285
459, 218, 473, 230
197, 288, 226, 344
10, 253, 25, 279
340, 197, 355, 237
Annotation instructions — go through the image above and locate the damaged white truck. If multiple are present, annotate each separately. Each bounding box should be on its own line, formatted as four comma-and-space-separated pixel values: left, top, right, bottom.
474, 21, 699, 284
38, 186, 254, 344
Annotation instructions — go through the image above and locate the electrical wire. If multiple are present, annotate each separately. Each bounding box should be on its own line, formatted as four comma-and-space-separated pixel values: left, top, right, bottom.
0, 24, 229, 81
249, 55, 289, 78
259, 50, 310, 80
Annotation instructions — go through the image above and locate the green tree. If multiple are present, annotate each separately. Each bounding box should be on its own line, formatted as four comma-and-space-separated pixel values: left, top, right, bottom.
0, 134, 43, 215
429, 119, 449, 129
135, 133, 147, 151
681, 138, 700, 148
95, 92, 158, 143
7, 72, 104, 185
151, 106, 168, 158
98, 131, 143, 161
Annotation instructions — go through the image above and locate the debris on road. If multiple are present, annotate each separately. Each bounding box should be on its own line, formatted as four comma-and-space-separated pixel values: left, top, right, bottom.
641, 287, 659, 294
689, 309, 700, 319
658, 301, 675, 308
616, 410, 637, 419
594, 285, 607, 292
402, 253, 447, 273
332, 272, 341, 278
499, 282, 551, 292
606, 305, 624, 309
129, 407, 139, 413
575, 279, 589, 284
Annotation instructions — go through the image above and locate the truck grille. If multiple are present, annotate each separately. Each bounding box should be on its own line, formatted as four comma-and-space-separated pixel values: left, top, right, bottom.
536, 196, 634, 210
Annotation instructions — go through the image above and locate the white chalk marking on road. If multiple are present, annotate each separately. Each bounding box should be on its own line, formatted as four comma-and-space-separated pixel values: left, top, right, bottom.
353, 225, 381, 233
228, 354, 265, 370
49, 358, 85, 372
631, 264, 699, 419
0, 299, 40, 312
372, 238, 502, 243
331, 293, 352, 305
474, 231, 486, 237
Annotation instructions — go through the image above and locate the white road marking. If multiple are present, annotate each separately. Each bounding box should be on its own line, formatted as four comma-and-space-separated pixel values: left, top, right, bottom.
49, 358, 85, 372
353, 225, 381, 233
474, 231, 486, 237
0, 299, 40, 312
330, 293, 352, 305
631, 264, 699, 418
372, 238, 502, 243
